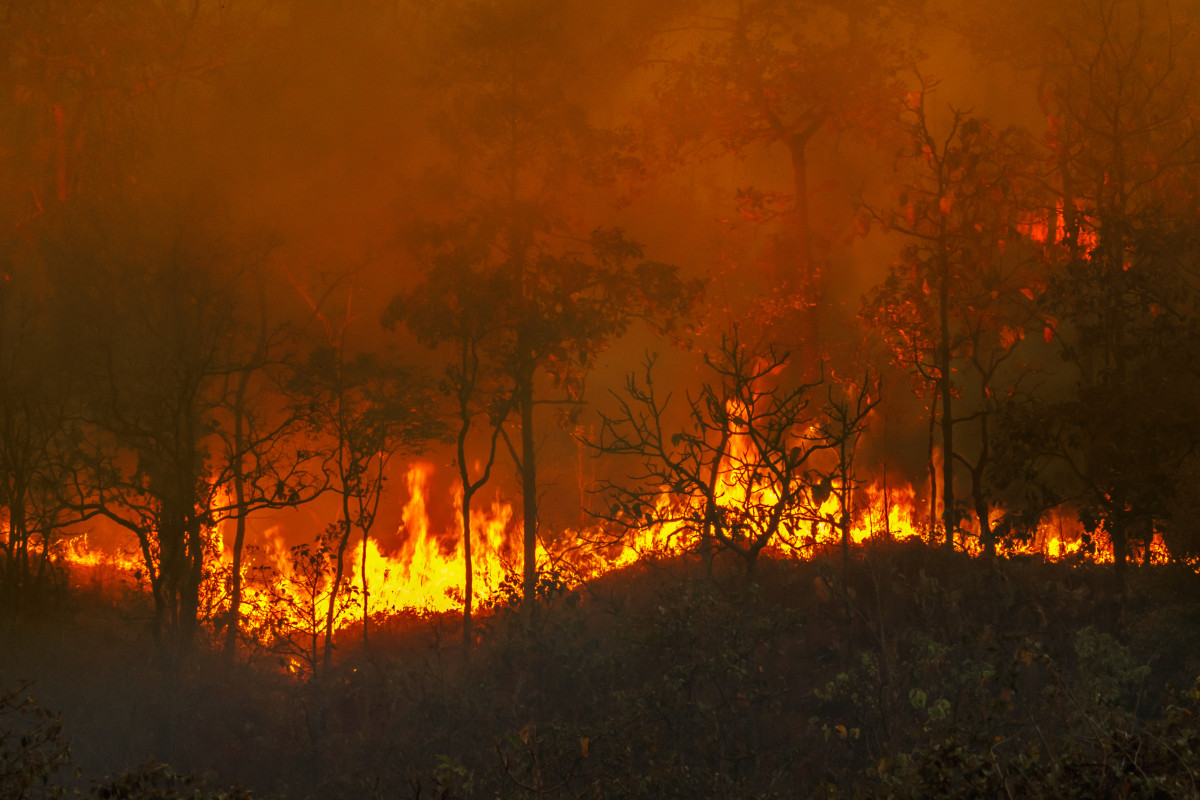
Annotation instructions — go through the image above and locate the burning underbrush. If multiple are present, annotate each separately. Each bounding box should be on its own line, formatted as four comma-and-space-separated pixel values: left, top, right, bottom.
48, 455, 1178, 684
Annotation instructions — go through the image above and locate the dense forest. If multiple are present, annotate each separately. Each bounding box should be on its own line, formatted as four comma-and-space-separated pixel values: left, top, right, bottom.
3, 0, 1200, 797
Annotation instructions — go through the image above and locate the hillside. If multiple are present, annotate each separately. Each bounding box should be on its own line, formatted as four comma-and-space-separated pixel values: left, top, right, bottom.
4, 545, 1200, 799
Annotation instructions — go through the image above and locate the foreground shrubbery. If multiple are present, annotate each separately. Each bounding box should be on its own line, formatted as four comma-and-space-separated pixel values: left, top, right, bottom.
0, 685, 254, 799
4, 542, 1200, 798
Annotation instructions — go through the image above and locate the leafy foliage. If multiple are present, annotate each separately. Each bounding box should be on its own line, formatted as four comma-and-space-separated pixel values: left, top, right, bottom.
90, 763, 254, 800
8, 547, 1200, 799
0, 684, 70, 800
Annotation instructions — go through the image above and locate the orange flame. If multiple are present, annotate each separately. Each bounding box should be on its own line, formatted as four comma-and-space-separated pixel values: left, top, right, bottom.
1017, 200, 1099, 251
58, 456, 1181, 659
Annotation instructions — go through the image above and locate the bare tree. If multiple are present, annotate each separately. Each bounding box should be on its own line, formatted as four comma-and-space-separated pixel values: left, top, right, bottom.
289, 283, 440, 670
54, 200, 244, 666
592, 332, 824, 578
0, 266, 83, 607
811, 373, 881, 574
212, 297, 324, 658
650, 0, 920, 304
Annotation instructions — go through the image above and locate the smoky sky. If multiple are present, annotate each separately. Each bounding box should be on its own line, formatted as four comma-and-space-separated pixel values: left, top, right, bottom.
6, 0, 1195, 551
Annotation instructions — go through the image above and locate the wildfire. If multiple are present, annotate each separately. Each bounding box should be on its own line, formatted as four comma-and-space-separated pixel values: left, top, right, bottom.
57, 457, 1177, 660
351, 462, 516, 616
1017, 200, 1100, 251
62, 534, 146, 590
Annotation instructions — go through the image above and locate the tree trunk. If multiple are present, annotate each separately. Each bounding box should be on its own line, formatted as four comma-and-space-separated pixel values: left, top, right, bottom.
179, 517, 205, 655
138, 527, 165, 643
519, 371, 538, 613
743, 547, 759, 581
159, 506, 184, 643
699, 507, 715, 575
324, 518, 349, 673
224, 372, 251, 658
11, 493, 28, 590
456, 399, 476, 652
973, 473, 994, 559
975, 412, 995, 559
324, 385, 355, 672
938, 247, 955, 551
839, 440, 852, 577
787, 133, 813, 289
224, 509, 247, 656
361, 526, 370, 648
460, 492, 474, 650
1110, 492, 1128, 592
700, 430, 732, 576
927, 386, 938, 540
788, 130, 822, 356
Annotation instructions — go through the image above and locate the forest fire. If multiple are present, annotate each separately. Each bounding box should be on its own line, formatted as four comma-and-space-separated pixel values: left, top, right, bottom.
57, 458, 1164, 657
1016, 200, 1100, 251
4, 0, 1200, 797
339, 462, 512, 616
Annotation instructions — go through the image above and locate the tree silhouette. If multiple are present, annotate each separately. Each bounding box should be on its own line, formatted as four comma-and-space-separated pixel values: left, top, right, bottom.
384, 250, 513, 652
0, 265, 82, 605
1030, 0, 1200, 582
410, 0, 699, 611
289, 284, 439, 669
863, 91, 1045, 552
651, 0, 918, 299
51, 198, 244, 666
593, 332, 826, 577
211, 294, 324, 659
